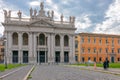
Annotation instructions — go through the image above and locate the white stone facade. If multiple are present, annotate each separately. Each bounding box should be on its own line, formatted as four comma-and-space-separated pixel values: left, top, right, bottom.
2, 2, 76, 64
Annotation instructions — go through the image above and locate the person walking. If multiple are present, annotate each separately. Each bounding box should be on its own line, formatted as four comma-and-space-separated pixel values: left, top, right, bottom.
103, 60, 107, 70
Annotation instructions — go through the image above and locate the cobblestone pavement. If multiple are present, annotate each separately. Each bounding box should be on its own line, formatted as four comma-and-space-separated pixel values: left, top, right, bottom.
30, 64, 120, 80
0, 65, 33, 80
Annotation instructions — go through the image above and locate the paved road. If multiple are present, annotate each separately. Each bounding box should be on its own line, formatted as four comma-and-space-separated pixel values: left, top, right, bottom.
0, 65, 33, 80
30, 64, 120, 80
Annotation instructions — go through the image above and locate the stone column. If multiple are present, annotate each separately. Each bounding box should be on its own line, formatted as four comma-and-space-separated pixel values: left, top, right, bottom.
18, 32, 22, 64
47, 34, 51, 63
33, 33, 37, 64
29, 32, 33, 64
69, 35, 75, 63
60, 34, 64, 63
51, 33, 55, 63
4, 31, 8, 64
8, 32, 12, 63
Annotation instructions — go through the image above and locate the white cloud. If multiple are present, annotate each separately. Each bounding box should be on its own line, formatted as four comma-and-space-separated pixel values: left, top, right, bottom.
29, 1, 40, 6
94, 0, 120, 34
75, 14, 92, 33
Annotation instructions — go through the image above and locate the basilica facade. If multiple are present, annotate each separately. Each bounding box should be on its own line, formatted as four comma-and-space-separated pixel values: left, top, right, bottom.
2, 2, 76, 64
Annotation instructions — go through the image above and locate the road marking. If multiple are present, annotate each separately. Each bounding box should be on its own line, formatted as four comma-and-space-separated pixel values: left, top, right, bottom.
23, 65, 35, 80
0, 67, 23, 79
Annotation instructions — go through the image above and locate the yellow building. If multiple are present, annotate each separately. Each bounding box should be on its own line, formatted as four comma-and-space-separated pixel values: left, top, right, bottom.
75, 33, 120, 63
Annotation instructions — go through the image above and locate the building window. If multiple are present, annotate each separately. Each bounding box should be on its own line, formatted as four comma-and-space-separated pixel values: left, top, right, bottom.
88, 57, 90, 60
99, 48, 102, 53
22, 33, 28, 45
82, 57, 84, 62
94, 37, 96, 43
75, 41, 78, 49
88, 48, 90, 53
99, 57, 102, 62
118, 48, 120, 53
12, 32, 18, 45
64, 35, 69, 47
94, 57, 96, 62
99, 38, 102, 44
1, 48, 4, 52
55, 35, 60, 46
39, 33, 45, 45
118, 39, 120, 44
94, 48, 96, 53
112, 38, 114, 45
118, 58, 120, 61
81, 37, 84, 43
112, 48, 114, 53
106, 48, 108, 53
81, 48, 84, 53
88, 37, 90, 43
106, 38, 108, 44
75, 54, 78, 62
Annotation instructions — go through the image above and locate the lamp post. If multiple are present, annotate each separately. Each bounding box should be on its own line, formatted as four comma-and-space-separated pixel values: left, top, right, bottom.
3, 37, 7, 69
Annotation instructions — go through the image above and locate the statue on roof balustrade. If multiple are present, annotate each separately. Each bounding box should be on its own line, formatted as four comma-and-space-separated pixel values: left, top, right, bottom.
34, 9, 37, 17
47, 11, 50, 17
61, 14, 63, 22
40, 2, 44, 10
51, 10, 54, 19
17, 10, 22, 19
3, 10, 7, 18
30, 8, 33, 17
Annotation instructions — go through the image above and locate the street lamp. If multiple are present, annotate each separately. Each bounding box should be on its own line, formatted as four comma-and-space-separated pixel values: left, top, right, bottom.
3, 37, 7, 69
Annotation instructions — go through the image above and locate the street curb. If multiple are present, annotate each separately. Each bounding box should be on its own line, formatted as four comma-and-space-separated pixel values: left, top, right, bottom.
23, 65, 35, 80
65, 65, 120, 76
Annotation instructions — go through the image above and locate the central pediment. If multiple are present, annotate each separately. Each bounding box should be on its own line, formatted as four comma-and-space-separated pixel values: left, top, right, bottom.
29, 19, 54, 27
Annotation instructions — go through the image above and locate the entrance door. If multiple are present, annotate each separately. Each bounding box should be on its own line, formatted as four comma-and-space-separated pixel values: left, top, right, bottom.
111, 56, 114, 63
55, 51, 60, 63
40, 51, 45, 63
23, 51, 28, 63
12, 51, 18, 63
64, 52, 69, 63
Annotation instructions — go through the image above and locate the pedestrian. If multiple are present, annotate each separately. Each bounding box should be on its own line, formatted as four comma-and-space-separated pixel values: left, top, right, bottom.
103, 60, 107, 70
106, 58, 109, 69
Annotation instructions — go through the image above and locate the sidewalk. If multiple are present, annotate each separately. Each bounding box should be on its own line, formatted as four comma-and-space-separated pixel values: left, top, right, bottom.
69, 65, 120, 75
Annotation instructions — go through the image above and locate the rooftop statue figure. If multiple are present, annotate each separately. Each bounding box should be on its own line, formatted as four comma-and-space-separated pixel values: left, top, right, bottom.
34, 9, 37, 16
3, 10, 7, 18
8, 10, 11, 18
51, 10, 54, 18
17, 10, 22, 19
40, 2, 44, 10
30, 8, 33, 17
47, 11, 50, 17
61, 14, 63, 22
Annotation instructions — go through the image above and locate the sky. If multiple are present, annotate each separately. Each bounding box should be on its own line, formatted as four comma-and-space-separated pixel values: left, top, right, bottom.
0, 0, 120, 36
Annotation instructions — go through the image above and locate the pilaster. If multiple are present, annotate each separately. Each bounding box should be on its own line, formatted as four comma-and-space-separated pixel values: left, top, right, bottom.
29, 32, 34, 64
18, 32, 22, 64
69, 35, 75, 63
60, 34, 64, 63
33, 32, 37, 64
51, 33, 55, 63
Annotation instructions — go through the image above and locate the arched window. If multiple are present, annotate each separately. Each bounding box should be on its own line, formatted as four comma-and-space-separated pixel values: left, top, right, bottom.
64, 35, 69, 47
12, 32, 18, 45
39, 33, 45, 45
23, 33, 28, 45
55, 35, 60, 46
